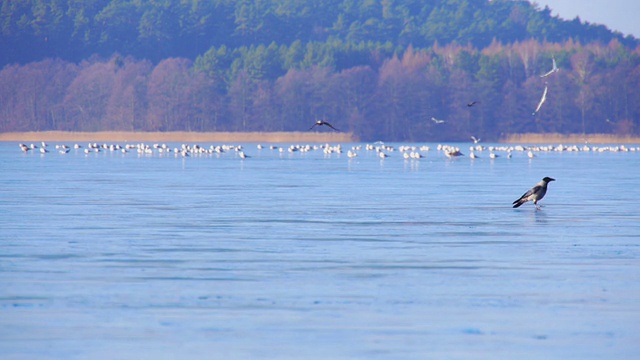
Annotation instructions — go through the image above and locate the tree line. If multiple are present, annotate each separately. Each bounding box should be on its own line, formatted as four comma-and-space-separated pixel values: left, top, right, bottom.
2, 39, 638, 141
2, 0, 637, 68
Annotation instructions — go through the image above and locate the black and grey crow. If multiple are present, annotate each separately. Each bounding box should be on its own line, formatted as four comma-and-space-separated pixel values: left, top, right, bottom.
513, 177, 555, 209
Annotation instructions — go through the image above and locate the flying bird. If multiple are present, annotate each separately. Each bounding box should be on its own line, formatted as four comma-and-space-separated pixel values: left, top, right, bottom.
467, 100, 480, 107
471, 136, 481, 144
309, 120, 339, 131
512, 177, 555, 210
431, 117, 445, 124
540, 57, 559, 78
532, 84, 548, 116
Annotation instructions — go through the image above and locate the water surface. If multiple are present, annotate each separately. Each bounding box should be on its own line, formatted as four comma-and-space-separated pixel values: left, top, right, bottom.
1, 142, 639, 359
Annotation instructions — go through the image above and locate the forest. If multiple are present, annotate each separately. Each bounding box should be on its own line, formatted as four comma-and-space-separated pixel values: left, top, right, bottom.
1, 0, 639, 141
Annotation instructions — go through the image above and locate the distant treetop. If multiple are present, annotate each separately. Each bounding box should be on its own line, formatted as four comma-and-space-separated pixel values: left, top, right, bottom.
1, 0, 637, 67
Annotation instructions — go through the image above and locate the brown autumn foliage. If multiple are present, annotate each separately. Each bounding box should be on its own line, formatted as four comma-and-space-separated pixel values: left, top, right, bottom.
1, 40, 639, 141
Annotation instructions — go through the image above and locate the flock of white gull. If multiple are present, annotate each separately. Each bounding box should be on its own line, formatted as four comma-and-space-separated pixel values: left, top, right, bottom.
17, 141, 640, 160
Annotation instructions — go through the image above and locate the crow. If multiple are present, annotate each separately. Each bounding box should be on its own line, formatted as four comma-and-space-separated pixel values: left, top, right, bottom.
513, 177, 555, 209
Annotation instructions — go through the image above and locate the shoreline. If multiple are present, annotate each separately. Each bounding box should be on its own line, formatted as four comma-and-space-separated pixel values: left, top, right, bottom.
0, 131, 357, 143
1, 131, 639, 144
502, 133, 640, 144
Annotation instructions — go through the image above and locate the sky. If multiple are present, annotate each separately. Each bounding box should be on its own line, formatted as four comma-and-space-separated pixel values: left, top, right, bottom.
532, 0, 640, 38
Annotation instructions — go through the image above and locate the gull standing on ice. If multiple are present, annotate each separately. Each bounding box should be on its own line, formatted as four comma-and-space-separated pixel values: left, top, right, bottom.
512, 177, 555, 210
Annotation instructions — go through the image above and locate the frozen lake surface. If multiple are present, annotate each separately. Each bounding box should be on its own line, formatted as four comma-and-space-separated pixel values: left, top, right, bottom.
1, 141, 639, 359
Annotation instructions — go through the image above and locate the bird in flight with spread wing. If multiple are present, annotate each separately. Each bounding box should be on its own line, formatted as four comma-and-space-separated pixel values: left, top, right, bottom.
532, 84, 548, 116
540, 57, 559, 78
309, 120, 339, 131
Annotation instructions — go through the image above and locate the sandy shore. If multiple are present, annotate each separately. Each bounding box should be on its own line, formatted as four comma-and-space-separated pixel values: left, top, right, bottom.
2, 131, 638, 144
503, 133, 640, 144
0, 131, 357, 143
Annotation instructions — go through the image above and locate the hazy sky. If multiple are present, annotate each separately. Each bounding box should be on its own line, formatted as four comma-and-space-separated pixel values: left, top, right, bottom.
532, 0, 640, 38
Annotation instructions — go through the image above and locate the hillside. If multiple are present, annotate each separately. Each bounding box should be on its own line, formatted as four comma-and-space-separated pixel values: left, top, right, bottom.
1, 0, 639, 141
1, 0, 637, 67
